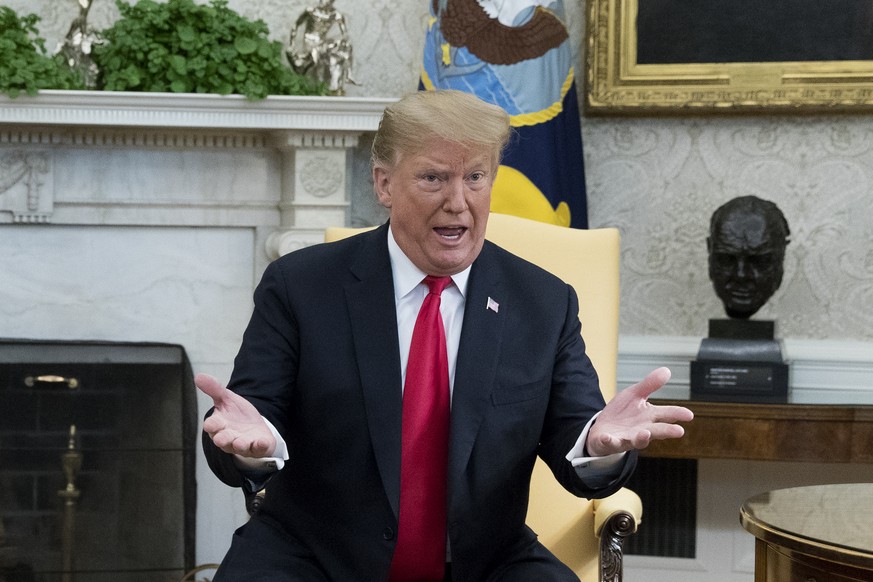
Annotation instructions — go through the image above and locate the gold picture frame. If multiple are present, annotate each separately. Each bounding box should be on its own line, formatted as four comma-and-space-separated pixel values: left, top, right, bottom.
585, 0, 873, 114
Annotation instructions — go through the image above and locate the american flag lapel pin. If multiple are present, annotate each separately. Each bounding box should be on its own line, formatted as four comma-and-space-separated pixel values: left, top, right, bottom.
486, 297, 499, 313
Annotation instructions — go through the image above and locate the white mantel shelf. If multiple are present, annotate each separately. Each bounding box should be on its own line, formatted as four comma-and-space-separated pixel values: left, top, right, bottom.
0, 91, 394, 261
0, 90, 395, 132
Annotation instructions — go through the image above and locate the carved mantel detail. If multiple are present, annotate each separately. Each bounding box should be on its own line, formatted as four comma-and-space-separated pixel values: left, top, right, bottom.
0, 151, 52, 223
0, 91, 395, 259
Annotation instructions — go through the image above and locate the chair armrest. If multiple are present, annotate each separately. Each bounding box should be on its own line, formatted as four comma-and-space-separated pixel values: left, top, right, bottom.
592, 487, 642, 538
245, 489, 266, 516
592, 487, 642, 582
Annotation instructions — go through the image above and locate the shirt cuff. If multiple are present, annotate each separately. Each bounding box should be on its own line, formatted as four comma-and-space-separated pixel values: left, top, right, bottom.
566, 412, 627, 476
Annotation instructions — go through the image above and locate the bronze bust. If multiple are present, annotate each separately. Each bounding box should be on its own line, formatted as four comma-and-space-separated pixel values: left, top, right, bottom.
707, 196, 790, 319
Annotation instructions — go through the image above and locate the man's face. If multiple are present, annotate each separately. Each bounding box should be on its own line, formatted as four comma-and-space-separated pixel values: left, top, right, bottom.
708, 212, 786, 318
373, 138, 495, 277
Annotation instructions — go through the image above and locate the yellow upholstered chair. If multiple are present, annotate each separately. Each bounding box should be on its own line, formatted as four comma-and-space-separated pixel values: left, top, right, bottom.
324, 212, 643, 582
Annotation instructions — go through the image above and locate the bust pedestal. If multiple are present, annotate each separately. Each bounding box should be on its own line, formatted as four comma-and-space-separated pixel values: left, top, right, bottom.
690, 319, 789, 403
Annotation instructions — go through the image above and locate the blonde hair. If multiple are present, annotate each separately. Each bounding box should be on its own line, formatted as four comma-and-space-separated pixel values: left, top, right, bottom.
371, 90, 511, 170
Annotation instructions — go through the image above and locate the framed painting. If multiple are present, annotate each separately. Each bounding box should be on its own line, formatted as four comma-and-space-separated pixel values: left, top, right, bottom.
585, 0, 873, 114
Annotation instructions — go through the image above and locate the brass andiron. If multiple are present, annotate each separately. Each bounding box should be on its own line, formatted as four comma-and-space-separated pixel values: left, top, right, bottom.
58, 425, 82, 582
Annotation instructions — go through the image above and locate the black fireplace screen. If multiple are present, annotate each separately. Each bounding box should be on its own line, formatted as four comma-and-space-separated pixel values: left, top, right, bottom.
0, 340, 197, 582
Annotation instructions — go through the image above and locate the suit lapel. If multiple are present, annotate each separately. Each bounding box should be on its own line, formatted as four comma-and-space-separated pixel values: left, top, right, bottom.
344, 224, 404, 518
448, 243, 505, 507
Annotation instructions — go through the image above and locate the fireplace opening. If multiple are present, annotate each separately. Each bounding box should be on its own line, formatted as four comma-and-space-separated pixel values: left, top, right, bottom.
0, 339, 197, 581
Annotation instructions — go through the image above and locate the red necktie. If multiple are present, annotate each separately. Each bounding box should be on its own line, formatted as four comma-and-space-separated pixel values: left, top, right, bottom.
388, 275, 452, 582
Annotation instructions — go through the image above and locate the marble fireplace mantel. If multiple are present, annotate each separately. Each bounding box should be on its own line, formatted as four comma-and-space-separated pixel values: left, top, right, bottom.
0, 90, 394, 131
0, 90, 396, 260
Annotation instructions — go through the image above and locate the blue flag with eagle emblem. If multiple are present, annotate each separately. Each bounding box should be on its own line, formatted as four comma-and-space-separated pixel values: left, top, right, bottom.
421, 0, 587, 228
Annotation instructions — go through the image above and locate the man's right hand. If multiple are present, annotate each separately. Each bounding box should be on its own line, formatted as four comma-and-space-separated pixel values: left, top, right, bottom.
196, 373, 277, 458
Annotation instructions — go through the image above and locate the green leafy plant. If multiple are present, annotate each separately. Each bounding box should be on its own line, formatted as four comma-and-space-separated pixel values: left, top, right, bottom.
0, 7, 83, 97
93, 0, 326, 99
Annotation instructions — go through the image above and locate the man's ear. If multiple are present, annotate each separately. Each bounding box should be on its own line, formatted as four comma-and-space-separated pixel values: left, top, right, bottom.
373, 166, 392, 208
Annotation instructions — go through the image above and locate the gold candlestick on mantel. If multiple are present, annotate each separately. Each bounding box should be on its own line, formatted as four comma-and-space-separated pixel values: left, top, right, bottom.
58, 425, 82, 582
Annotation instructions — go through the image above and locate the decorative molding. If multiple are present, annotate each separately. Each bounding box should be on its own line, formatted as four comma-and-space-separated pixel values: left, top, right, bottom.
0, 91, 394, 132
273, 131, 362, 150
2, 127, 269, 149
0, 92, 394, 236
0, 151, 52, 222
0, 130, 62, 146
264, 228, 326, 259
300, 155, 345, 198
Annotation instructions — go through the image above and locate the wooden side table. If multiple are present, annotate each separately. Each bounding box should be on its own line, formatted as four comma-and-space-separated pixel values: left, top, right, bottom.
644, 399, 873, 463
740, 483, 873, 581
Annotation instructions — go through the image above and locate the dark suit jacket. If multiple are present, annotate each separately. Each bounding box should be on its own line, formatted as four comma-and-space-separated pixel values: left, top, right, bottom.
203, 223, 637, 581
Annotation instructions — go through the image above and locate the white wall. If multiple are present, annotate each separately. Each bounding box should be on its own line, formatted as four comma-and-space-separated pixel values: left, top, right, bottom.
0, 224, 258, 566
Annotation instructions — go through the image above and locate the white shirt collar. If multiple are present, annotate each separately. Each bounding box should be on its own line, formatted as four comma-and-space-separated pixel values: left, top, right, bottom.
387, 225, 471, 301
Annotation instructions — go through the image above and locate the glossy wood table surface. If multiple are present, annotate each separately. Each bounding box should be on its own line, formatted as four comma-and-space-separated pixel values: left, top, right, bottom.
740, 483, 873, 581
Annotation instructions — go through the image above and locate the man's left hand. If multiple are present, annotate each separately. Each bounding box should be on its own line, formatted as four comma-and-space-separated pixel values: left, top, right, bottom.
586, 367, 694, 457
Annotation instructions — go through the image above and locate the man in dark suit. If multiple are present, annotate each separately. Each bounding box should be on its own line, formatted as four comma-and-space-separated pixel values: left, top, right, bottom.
197, 89, 693, 581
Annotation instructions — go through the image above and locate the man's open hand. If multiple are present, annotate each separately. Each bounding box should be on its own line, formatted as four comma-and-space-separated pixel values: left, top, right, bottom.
196, 373, 277, 458
586, 367, 693, 457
